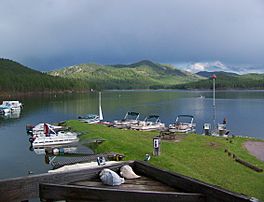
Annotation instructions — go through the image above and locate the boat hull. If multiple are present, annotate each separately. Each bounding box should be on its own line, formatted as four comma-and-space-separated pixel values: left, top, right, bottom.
32, 137, 79, 147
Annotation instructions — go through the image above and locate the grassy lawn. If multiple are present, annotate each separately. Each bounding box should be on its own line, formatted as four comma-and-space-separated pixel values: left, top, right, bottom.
67, 120, 264, 200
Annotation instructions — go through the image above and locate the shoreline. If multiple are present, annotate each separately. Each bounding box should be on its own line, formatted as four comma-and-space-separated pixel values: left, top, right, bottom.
1, 89, 264, 99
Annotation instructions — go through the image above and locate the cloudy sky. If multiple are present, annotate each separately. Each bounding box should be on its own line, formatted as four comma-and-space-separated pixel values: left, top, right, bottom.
0, 0, 264, 72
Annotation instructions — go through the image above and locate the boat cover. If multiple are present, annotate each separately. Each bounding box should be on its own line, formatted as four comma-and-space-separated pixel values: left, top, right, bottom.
120, 165, 140, 179
99, 168, 125, 186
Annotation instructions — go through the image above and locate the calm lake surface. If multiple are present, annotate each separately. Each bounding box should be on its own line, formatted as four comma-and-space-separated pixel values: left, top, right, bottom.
0, 90, 264, 179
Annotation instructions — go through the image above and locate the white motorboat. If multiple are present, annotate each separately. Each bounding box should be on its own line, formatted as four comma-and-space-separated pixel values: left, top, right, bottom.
78, 114, 101, 124
78, 92, 103, 124
0, 110, 20, 119
130, 115, 165, 131
113, 112, 140, 129
0, 106, 11, 114
211, 123, 230, 138
29, 124, 79, 147
0, 101, 22, 114
169, 115, 196, 133
26, 123, 66, 135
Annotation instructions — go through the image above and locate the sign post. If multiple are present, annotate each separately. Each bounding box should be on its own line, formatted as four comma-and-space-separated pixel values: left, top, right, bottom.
153, 137, 161, 156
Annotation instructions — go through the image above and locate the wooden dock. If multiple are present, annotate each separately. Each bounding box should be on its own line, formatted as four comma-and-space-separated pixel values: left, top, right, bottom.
0, 161, 256, 202
51, 152, 124, 169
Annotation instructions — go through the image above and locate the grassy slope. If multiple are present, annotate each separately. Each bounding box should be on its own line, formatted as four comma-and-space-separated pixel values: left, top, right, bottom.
49, 61, 202, 89
67, 120, 264, 200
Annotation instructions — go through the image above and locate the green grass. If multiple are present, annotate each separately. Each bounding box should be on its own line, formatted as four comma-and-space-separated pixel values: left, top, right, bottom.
67, 120, 264, 200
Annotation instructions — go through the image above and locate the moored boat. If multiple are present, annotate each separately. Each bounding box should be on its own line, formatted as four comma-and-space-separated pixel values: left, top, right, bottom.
26, 123, 66, 135
78, 92, 103, 124
130, 115, 165, 131
169, 115, 196, 133
78, 114, 101, 124
0, 100, 22, 114
113, 111, 140, 129
211, 123, 230, 137
29, 123, 79, 147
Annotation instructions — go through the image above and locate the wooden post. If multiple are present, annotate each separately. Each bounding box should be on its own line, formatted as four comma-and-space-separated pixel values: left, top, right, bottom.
153, 137, 161, 156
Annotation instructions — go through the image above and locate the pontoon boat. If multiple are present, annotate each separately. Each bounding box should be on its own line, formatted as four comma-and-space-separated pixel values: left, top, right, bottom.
130, 115, 165, 131
169, 115, 196, 133
29, 124, 79, 147
113, 112, 140, 129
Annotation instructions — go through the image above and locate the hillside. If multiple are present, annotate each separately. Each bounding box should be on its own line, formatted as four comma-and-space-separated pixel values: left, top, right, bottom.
49, 60, 202, 89
196, 71, 239, 78
0, 59, 90, 95
175, 71, 264, 89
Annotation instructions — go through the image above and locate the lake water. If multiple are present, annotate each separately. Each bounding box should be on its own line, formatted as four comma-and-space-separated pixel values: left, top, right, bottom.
0, 90, 264, 179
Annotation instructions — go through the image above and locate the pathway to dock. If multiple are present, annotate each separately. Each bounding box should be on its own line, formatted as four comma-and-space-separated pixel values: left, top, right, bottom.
244, 141, 264, 162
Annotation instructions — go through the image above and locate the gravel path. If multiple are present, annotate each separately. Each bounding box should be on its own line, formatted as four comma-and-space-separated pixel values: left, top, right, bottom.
244, 141, 264, 162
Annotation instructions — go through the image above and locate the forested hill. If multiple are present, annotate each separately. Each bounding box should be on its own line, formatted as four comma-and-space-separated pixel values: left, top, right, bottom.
49, 60, 202, 89
0, 59, 90, 94
173, 71, 264, 89
1, 59, 263, 93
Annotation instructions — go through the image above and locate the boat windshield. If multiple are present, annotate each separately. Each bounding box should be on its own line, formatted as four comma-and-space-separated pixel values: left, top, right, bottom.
84, 114, 98, 119
146, 115, 159, 122
176, 115, 194, 124
124, 112, 140, 120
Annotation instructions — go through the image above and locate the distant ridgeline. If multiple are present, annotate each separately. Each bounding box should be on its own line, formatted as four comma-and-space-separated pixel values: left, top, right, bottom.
174, 71, 264, 90
0, 59, 91, 95
1, 58, 264, 94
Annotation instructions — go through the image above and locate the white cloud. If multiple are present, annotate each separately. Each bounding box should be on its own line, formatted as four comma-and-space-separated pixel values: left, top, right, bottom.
186, 61, 229, 73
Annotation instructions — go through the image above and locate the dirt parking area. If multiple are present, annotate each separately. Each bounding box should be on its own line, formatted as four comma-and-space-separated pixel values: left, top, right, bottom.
244, 141, 264, 162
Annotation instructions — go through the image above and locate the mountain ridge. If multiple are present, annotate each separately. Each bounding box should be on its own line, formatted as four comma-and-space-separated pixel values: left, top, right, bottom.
49, 60, 202, 89
196, 71, 240, 78
1, 58, 263, 94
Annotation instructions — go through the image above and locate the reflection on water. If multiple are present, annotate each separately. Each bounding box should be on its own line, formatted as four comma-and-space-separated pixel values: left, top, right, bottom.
0, 90, 264, 179
30, 145, 78, 156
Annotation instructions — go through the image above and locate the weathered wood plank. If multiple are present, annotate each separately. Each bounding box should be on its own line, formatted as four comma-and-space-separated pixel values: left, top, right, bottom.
73, 176, 178, 192
133, 161, 253, 202
0, 161, 130, 202
51, 152, 123, 169
39, 183, 205, 202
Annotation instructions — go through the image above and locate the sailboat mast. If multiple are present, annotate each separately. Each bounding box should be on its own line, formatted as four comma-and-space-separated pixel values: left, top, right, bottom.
99, 92, 103, 121
99, 91, 102, 107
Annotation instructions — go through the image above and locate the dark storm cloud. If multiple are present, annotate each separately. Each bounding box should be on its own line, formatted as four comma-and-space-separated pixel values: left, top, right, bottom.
0, 0, 264, 71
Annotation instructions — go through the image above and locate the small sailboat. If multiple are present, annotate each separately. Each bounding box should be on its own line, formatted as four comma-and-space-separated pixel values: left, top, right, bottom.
78, 92, 104, 124
209, 75, 231, 137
